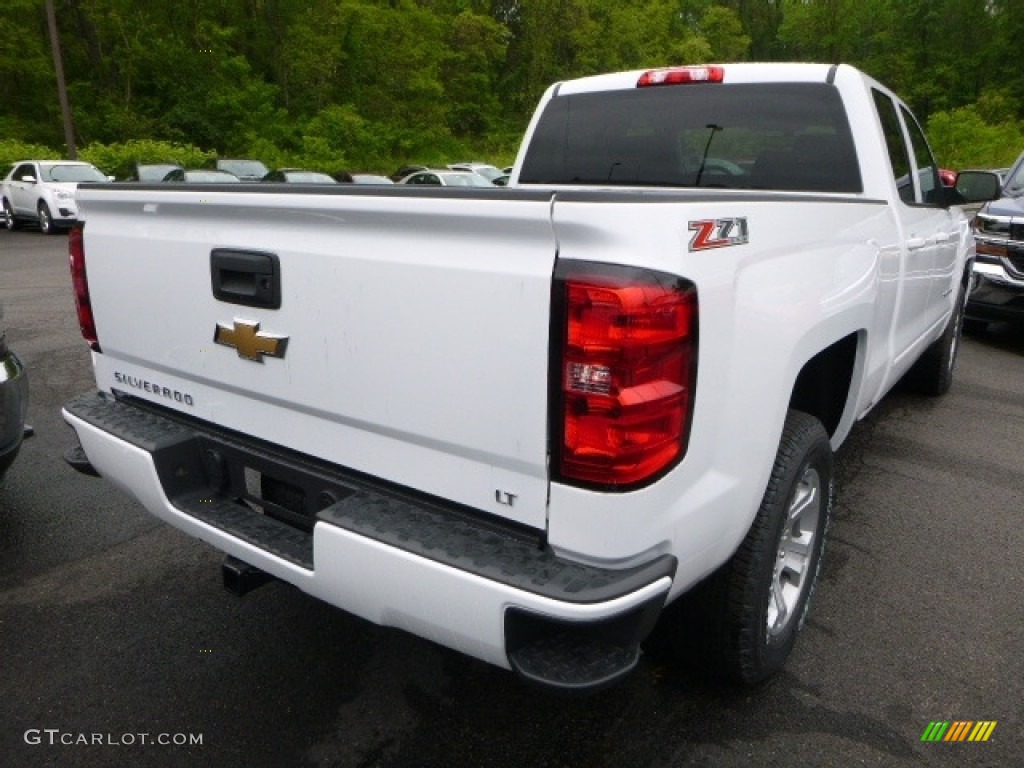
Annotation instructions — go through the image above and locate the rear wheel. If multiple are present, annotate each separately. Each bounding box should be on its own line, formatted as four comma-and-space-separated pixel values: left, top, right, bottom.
697, 410, 835, 684
37, 201, 56, 235
3, 198, 21, 230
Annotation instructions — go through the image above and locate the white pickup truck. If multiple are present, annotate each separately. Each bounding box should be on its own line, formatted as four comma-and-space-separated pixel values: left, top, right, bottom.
62, 63, 995, 690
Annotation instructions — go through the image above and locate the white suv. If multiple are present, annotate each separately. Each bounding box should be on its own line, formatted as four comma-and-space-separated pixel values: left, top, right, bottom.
2, 160, 110, 234
446, 161, 503, 183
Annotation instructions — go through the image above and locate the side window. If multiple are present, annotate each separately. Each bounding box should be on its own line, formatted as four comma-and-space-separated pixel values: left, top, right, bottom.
13, 164, 35, 182
901, 106, 942, 205
872, 90, 914, 203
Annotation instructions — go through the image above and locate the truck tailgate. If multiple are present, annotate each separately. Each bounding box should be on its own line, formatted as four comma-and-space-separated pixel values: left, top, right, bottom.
77, 186, 557, 531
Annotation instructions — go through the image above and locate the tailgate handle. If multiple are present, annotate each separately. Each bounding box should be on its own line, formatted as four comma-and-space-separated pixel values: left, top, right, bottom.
211, 249, 281, 309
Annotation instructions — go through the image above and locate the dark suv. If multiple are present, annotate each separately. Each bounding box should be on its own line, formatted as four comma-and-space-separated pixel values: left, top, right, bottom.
967, 151, 1024, 328
0, 301, 28, 480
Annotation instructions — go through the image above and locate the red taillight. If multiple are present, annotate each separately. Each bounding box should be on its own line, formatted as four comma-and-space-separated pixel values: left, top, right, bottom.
69, 224, 100, 351
637, 66, 724, 87
553, 263, 697, 488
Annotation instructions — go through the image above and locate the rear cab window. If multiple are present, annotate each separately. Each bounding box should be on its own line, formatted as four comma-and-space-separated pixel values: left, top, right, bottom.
519, 82, 862, 194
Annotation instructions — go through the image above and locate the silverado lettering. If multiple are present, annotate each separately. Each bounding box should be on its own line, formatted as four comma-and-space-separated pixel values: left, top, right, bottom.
113, 372, 195, 406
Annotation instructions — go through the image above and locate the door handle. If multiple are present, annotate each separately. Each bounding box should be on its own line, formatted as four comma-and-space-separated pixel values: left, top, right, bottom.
211, 249, 281, 309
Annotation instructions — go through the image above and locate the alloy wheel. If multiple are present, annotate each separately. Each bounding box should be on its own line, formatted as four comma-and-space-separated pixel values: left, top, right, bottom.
767, 466, 821, 638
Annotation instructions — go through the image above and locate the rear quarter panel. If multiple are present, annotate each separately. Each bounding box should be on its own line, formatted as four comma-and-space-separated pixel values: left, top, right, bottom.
545, 190, 895, 594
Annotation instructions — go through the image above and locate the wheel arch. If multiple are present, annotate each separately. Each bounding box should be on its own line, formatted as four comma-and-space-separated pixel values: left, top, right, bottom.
788, 331, 860, 439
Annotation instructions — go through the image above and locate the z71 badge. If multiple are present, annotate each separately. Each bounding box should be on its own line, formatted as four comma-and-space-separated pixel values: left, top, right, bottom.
688, 217, 749, 251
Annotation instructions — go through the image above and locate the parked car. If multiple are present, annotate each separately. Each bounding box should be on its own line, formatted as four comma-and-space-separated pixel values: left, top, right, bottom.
448, 162, 503, 182
399, 169, 495, 187
163, 169, 241, 183
350, 174, 394, 185
0, 163, 10, 228
262, 169, 337, 184
336, 171, 394, 185
389, 164, 428, 182
0, 300, 29, 481
215, 159, 269, 182
2, 160, 110, 234
130, 163, 183, 182
964, 152, 1024, 329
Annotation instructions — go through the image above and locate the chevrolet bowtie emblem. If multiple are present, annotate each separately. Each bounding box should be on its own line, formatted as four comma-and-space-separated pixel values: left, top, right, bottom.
214, 320, 288, 362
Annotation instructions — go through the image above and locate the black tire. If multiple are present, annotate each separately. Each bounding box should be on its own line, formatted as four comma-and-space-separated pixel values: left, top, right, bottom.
698, 410, 835, 684
906, 280, 967, 396
3, 198, 21, 230
37, 201, 56, 235
962, 317, 988, 336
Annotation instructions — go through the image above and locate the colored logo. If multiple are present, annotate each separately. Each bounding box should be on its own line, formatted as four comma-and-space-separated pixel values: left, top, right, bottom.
921, 721, 997, 742
688, 217, 749, 251
214, 320, 288, 362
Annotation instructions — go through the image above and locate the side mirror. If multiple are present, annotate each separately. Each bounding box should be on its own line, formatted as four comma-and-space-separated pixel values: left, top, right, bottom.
954, 170, 1001, 204
21, 175, 37, 184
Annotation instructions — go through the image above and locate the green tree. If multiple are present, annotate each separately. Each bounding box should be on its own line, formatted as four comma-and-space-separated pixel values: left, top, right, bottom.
727, 0, 784, 59
0, 0, 67, 147
776, 0, 867, 62
3, 0, 1024, 172
701, 6, 751, 61
78, 139, 214, 178
442, 10, 508, 137
988, 0, 1024, 113
927, 105, 1024, 169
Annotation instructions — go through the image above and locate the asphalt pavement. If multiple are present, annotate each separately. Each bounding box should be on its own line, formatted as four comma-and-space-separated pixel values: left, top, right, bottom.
0, 228, 1021, 767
